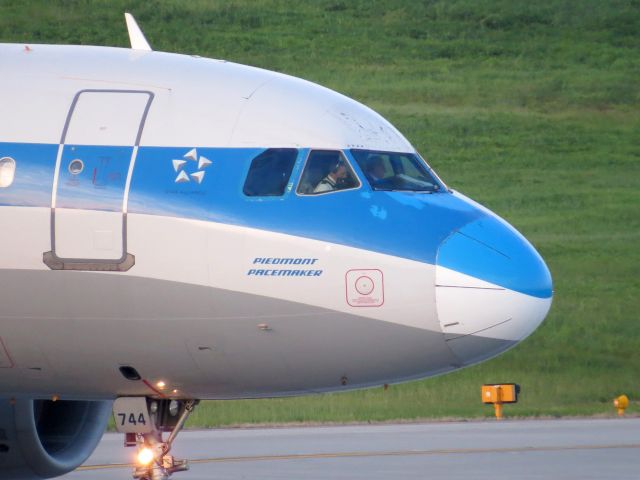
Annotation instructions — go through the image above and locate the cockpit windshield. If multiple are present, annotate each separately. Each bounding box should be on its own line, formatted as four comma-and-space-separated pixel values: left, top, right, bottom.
350, 150, 445, 193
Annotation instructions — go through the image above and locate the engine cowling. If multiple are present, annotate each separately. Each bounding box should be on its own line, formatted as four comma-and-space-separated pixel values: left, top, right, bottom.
0, 398, 111, 479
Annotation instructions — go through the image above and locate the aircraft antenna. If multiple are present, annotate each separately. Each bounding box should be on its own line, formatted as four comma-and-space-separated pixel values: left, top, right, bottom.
124, 13, 152, 51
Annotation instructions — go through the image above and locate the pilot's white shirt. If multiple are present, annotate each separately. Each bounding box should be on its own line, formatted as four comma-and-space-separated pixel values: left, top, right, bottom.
314, 175, 338, 193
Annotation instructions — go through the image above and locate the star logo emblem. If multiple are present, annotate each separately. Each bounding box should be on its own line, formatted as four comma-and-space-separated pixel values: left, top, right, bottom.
172, 148, 212, 184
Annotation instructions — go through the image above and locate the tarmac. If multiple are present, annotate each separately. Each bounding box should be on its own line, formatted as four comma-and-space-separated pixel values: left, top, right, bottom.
65, 418, 640, 479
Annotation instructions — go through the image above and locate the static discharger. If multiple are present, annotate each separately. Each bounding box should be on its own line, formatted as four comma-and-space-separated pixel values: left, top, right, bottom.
481, 384, 520, 420
613, 395, 629, 416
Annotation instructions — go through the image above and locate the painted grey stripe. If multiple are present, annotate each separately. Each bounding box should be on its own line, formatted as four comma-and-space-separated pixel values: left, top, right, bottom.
0, 269, 458, 398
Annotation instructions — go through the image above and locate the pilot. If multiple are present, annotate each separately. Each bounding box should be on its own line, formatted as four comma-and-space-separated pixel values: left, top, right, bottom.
314, 160, 348, 193
366, 155, 386, 183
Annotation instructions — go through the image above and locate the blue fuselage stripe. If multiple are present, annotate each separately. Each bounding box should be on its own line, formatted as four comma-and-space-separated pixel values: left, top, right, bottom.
0, 142, 551, 298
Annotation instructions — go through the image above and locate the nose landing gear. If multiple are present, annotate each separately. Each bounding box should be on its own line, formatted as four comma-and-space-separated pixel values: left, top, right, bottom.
113, 397, 199, 480
133, 399, 198, 480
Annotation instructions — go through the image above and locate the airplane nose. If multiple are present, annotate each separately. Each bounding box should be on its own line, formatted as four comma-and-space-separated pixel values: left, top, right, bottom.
435, 215, 553, 366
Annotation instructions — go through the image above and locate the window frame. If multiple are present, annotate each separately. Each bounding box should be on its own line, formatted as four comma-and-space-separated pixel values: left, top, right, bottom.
295, 149, 362, 197
416, 151, 449, 192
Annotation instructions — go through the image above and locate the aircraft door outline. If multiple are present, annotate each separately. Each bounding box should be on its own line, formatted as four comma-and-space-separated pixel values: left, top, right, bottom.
43, 89, 154, 271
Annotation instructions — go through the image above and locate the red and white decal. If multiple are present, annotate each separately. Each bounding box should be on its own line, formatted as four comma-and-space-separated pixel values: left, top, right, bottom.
345, 269, 384, 307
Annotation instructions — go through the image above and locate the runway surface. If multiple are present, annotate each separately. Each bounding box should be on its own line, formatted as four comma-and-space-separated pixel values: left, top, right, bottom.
65, 418, 640, 479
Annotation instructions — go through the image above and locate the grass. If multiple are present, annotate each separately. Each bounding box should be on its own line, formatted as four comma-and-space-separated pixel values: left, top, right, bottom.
2, 0, 639, 425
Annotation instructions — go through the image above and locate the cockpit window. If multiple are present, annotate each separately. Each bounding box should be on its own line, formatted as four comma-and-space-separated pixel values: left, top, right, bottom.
297, 150, 360, 195
351, 150, 444, 193
243, 148, 297, 197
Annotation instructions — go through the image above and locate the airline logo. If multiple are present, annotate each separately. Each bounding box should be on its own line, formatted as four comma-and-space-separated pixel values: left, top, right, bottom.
172, 148, 212, 184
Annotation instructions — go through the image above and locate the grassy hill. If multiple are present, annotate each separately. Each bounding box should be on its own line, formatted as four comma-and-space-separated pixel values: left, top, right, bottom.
2, 0, 638, 423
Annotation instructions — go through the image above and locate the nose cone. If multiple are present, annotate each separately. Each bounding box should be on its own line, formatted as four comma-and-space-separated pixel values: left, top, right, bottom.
436, 215, 552, 365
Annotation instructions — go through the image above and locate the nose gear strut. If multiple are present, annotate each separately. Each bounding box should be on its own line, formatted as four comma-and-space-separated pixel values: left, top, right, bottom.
113, 398, 199, 480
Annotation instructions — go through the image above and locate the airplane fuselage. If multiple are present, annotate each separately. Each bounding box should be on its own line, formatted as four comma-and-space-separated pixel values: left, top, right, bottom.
0, 43, 552, 401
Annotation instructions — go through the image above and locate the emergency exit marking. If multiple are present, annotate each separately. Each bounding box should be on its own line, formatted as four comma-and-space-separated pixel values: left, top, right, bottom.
346, 269, 384, 307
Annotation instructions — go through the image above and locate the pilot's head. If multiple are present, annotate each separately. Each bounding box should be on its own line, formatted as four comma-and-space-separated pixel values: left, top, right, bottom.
330, 160, 348, 179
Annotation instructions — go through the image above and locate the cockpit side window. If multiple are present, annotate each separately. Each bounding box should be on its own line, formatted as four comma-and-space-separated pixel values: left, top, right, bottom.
297, 150, 360, 195
243, 148, 298, 197
351, 149, 444, 193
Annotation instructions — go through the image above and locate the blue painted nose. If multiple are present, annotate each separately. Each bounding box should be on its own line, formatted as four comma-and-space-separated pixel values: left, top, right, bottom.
438, 215, 552, 299
435, 214, 553, 365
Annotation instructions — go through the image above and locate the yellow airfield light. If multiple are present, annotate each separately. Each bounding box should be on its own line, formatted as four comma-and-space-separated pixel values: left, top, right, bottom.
137, 447, 154, 466
482, 384, 520, 420
613, 395, 629, 416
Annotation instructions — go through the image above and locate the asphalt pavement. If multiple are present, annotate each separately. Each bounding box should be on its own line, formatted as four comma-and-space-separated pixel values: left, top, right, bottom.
65, 418, 640, 479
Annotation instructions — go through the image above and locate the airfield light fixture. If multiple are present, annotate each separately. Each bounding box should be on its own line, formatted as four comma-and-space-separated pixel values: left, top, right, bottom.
613, 395, 629, 416
481, 384, 520, 420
